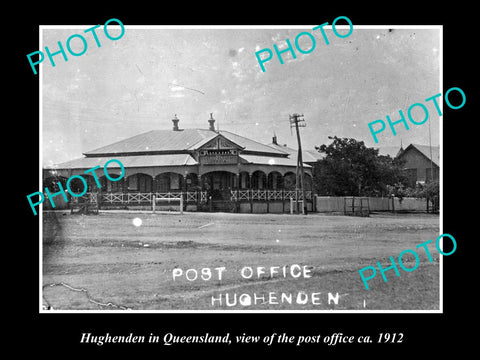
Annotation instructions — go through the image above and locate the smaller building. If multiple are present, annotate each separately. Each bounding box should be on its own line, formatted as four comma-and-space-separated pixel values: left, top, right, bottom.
396, 144, 439, 186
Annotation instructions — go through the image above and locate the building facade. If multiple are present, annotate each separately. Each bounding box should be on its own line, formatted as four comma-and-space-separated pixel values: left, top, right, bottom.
44, 115, 315, 213
396, 144, 440, 187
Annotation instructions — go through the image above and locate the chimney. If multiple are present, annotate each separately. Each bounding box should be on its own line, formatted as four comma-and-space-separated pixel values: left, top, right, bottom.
272, 133, 278, 145
208, 113, 215, 131
172, 114, 180, 131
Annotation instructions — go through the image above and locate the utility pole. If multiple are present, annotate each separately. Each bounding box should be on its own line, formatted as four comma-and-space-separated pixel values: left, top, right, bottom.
289, 113, 307, 215
427, 114, 434, 213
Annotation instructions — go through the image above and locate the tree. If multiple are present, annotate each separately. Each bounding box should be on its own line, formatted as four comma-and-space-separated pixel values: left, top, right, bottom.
386, 179, 439, 213
313, 136, 407, 196
423, 180, 439, 213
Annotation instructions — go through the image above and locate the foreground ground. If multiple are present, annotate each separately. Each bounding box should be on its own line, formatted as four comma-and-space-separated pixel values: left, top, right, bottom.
42, 211, 440, 311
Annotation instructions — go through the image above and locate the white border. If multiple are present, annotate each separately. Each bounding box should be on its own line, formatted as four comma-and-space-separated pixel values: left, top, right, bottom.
438, 26, 444, 313
39, 24, 443, 314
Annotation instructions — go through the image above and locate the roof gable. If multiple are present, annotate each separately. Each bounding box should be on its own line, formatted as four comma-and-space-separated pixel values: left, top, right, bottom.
398, 144, 439, 167
52, 154, 197, 169
193, 133, 245, 151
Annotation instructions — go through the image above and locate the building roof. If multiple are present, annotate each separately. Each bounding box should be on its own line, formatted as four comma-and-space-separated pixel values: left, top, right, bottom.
267, 142, 324, 163
52, 154, 198, 170
84, 128, 286, 157
51, 153, 310, 171
398, 144, 440, 167
239, 154, 311, 168
49, 119, 331, 172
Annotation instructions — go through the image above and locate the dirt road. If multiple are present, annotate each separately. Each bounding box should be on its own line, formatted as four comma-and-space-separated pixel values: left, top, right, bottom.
42, 211, 440, 311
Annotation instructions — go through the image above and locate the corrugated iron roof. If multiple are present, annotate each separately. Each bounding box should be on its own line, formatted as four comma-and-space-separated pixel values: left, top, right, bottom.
50, 154, 197, 169
268, 142, 324, 162
84, 129, 213, 155
399, 144, 440, 167
84, 128, 287, 156
239, 154, 311, 168
218, 130, 284, 155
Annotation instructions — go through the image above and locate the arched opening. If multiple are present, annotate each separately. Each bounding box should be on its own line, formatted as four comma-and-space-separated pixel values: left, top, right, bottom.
201, 171, 236, 200
267, 171, 283, 190
304, 173, 313, 192
185, 173, 199, 191
251, 170, 267, 190
155, 173, 170, 192
99, 174, 126, 193
284, 172, 296, 191
239, 171, 250, 190
43, 176, 68, 192
125, 173, 152, 193
154, 172, 183, 192
67, 175, 88, 195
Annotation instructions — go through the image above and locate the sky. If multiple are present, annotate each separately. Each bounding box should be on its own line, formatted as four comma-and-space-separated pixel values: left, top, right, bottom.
41, 25, 441, 166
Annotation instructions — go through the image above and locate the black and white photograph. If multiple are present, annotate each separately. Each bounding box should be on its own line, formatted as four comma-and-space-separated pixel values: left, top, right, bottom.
16, 6, 473, 354
39, 24, 443, 312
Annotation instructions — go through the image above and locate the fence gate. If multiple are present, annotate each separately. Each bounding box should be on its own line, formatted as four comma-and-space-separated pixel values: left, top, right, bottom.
343, 197, 370, 217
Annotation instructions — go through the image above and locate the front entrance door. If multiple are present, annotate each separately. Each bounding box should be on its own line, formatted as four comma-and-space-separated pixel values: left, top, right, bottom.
202, 171, 235, 200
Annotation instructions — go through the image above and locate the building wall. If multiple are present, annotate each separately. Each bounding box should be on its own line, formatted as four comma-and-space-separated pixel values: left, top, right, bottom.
399, 148, 439, 185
